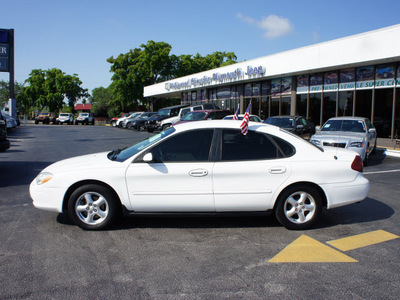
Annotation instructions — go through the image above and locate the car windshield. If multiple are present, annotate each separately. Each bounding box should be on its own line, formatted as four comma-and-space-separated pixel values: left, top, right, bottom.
40, 113, 49, 116
181, 112, 207, 121
224, 116, 244, 120
320, 119, 366, 133
265, 117, 294, 128
60, 113, 69, 117
110, 127, 176, 162
157, 109, 171, 116
80, 113, 88, 117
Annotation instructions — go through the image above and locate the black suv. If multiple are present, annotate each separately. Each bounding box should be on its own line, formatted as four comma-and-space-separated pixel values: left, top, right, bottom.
264, 115, 316, 139
0, 112, 10, 151
145, 104, 190, 132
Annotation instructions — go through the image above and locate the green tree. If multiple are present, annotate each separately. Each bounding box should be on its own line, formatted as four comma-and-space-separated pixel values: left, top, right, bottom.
1, 80, 24, 111
107, 40, 173, 110
90, 86, 115, 117
108, 41, 238, 109
19, 68, 88, 113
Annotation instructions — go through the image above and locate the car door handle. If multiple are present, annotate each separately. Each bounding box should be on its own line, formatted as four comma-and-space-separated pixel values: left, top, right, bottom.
189, 169, 208, 177
269, 167, 286, 174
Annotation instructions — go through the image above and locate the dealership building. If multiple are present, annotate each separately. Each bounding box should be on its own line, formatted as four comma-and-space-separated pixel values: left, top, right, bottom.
144, 24, 400, 139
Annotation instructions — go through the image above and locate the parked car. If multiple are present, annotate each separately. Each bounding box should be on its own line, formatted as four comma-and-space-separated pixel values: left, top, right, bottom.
223, 114, 263, 122
310, 117, 377, 164
149, 104, 221, 132
175, 110, 231, 125
131, 113, 158, 131
125, 112, 157, 130
35, 112, 56, 124
75, 112, 95, 125
110, 113, 130, 127
116, 112, 144, 128
30, 120, 369, 231
0, 112, 10, 151
121, 112, 152, 128
156, 105, 203, 131
264, 116, 316, 139
1, 111, 17, 128
145, 104, 190, 132
56, 113, 74, 125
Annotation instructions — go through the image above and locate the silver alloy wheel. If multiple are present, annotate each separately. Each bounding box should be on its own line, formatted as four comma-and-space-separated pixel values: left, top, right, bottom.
75, 191, 109, 225
283, 191, 316, 224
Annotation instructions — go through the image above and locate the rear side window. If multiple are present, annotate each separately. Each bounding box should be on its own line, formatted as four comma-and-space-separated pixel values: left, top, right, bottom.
221, 129, 283, 161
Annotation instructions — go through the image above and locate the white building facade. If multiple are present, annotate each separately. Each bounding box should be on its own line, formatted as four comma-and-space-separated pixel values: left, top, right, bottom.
144, 24, 400, 139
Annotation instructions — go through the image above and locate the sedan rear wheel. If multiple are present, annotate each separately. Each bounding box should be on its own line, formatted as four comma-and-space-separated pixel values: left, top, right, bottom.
68, 184, 120, 230
275, 185, 322, 230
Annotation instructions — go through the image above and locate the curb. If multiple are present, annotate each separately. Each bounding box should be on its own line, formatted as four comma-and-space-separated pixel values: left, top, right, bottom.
384, 149, 400, 158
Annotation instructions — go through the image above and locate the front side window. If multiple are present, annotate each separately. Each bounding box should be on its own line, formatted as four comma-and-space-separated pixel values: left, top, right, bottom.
151, 129, 214, 162
220, 129, 283, 161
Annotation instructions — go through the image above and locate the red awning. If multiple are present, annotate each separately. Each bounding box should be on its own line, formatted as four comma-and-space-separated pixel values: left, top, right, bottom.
74, 104, 92, 111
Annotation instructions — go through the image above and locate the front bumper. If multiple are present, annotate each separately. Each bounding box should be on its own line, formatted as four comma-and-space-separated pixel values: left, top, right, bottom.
29, 180, 65, 213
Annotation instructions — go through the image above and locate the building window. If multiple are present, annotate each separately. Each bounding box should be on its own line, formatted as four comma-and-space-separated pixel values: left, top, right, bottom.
355, 90, 372, 119
296, 94, 307, 117
395, 88, 400, 139
281, 96, 291, 115
338, 91, 354, 117
271, 97, 280, 116
309, 93, 322, 126
323, 92, 337, 123
374, 89, 393, 138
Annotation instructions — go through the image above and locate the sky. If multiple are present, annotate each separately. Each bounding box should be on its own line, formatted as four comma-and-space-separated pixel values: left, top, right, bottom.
1, 0, 400, 95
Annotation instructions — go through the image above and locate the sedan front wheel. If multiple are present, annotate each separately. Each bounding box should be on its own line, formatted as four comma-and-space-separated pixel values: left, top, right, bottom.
275, 185, 322, 230
68, 184, 120, 230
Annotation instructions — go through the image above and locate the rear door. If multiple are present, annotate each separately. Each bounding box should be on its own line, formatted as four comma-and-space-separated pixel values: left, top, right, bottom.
212, 129, 292, 211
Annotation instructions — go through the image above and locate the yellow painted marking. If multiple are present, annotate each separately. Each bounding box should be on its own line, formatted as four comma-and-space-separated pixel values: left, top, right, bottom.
327, 230, 399, 251
269, 235, 357, 263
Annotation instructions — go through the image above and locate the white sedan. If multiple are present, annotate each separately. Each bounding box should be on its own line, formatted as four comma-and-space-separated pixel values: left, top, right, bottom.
30, 120, 369, 230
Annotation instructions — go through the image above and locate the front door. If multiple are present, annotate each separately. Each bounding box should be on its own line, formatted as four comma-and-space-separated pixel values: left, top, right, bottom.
126, 129, 215, 212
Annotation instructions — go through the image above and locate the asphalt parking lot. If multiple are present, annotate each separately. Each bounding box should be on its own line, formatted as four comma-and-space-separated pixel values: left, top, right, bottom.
1, 124, 400, 299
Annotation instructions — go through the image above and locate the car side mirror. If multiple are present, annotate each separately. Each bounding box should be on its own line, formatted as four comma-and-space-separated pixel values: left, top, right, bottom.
296, 124, 304, 129
143, 152, 153, 163
368, 128, 376, 133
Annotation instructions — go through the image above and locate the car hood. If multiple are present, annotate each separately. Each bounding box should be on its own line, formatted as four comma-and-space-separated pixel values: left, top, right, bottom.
43, 152, 117, 173
313, 131, 366, 140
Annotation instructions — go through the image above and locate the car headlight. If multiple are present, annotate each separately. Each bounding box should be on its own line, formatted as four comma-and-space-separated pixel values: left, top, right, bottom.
35, 172, 53, 185
349, 141, 364, 148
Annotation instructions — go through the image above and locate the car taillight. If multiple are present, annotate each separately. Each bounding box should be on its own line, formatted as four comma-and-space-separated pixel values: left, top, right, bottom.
351, 155, 363, 172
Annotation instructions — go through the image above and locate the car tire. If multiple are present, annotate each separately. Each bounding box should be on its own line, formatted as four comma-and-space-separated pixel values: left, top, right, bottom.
68, 184, 121, 230
111, 121, 116, 127
275, 185, 322, 230
35, 120, 38, 124
162, 124, 171, 131
138, 124, 145, 131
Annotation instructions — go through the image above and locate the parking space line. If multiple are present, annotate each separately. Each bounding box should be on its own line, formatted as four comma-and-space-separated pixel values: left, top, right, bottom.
363, 169, 400, 175
327, 230, 399, 251
268, 235, 357, 263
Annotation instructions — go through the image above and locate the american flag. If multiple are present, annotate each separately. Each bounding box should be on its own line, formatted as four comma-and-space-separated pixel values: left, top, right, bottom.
232, 104, 239, 120
240, 101, 251, 135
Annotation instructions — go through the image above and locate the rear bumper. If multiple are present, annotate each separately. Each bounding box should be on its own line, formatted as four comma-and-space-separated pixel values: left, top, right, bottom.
322, 174, 370, 209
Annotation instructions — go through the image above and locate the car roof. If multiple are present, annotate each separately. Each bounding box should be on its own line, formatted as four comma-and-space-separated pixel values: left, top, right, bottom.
326, 116, 367, 121
159, 104, 190, 110
173, 119, 277, 133
188, 109, 229, 113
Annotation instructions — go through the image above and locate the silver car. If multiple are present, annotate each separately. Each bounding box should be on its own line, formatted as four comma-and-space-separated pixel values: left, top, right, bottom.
310, 117, 377, 164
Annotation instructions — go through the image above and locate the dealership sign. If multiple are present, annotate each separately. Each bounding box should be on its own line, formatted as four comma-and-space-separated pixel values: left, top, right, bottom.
165, 65, 265, 91
0, 43, 8, 72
